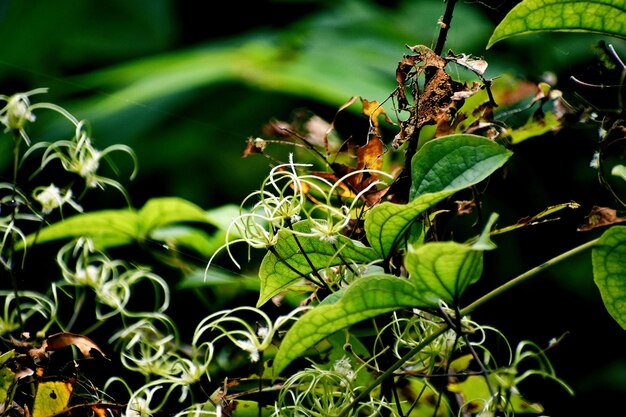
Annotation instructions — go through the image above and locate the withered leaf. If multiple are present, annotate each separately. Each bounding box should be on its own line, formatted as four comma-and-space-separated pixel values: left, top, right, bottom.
356, 135, 384, 173
445, 51, 489, 76
392, 45, 475, 148
43, 332, 106, 360
304, 115, 333, 148
360, 98, 393, 134
455, 200, 476, 216
241, 137, 267, 158
491, 201, 580, 235
578, 206, 626, 231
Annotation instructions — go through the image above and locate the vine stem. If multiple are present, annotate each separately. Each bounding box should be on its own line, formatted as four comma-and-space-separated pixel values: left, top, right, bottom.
461, 237, 599, 316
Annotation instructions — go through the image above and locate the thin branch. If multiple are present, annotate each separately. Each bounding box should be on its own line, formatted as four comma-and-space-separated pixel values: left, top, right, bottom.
461, 238, 599, 316
433, 0, 458, 55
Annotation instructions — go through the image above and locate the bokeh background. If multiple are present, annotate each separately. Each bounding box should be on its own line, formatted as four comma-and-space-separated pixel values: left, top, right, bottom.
1, 0, 625, 415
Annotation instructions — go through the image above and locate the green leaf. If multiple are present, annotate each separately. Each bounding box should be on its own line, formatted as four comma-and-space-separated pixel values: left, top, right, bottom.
272, 274, 427, 376
471, 212, 499, 251
448, 374, 544, 413
487, 0, 626, 49
612, 164, 626, 182
410, 134, 513, 199
0, 351, 15, 407
178, 267, 259, 292
592, 226, 626, 330
23, 210, 138, 249
365, 135, 512, 259
20, 197, 217, 250
364, 191, 455, 259
508, 111, 561, 144
405, 241, 483, 306
136, 197, 211, 237
149, 225, 221, 257
257, 220, 380, 307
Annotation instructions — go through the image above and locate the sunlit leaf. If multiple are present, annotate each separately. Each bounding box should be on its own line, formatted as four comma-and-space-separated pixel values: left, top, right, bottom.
449, 353, 474, 372
470, 212, 499, 250
448, 374, 544, 413
32, 380, 74, 417
272, 274, 427, 375
410, 134, 513, 199
404, 241, 483, 306
19, 197, 220, 250
360, 97, 393, 132
136, 197, 213, 236
508, 110, 561, 144
0, 351, 15, 407
487, 0, 626, 49
612, 164, 626, 182
592, 226, 626, 330
22, 210, 137, 249
257, 220, 380, 307
391, 376, 452, 417
356, 134, 384, 172
0, 350, 14, 367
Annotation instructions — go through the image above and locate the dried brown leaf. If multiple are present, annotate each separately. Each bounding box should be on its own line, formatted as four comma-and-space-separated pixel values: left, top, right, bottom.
357, 135, 384, 173
43, 332, 106, 359
578, 206, 626, 231
455, 200, 476, 216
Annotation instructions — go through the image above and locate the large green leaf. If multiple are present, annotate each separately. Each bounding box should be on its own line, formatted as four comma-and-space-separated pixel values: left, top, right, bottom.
365, 135, 512, 259
257, 220, 380, 307
136, 197, 214, 236
592, 226, 626, 330
404, 241, 483, 307
487, 0, 626, 49
272, 274, 427, 376
410, 134, 513, 199
21, 197, 219, 250
46, 1, 492, 136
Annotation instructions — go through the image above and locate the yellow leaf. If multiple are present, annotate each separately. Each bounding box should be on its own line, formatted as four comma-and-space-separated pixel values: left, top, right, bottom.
32, 380, 74, 417
360, 98, 392, 132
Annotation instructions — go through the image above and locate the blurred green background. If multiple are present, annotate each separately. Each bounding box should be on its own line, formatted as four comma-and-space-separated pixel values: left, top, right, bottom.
1, 0, 625, 415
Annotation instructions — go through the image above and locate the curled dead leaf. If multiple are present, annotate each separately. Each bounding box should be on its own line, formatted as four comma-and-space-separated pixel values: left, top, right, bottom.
43, 332, 106, 360
578, 206, 626, 231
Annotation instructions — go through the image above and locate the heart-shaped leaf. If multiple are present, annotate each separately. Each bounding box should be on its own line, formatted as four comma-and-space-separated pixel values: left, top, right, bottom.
272, 274, 427, 375
410, 134, 512, 199
365, 134, 511, 259
405, 241, 483, 306
592, 226, 626, 330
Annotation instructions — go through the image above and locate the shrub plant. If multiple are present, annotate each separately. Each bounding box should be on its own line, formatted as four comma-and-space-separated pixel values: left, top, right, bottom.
0, 0, 625, 416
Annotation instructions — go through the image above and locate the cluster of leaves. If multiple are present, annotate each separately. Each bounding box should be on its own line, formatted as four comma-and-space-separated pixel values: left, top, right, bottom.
0, 1, 625, 417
